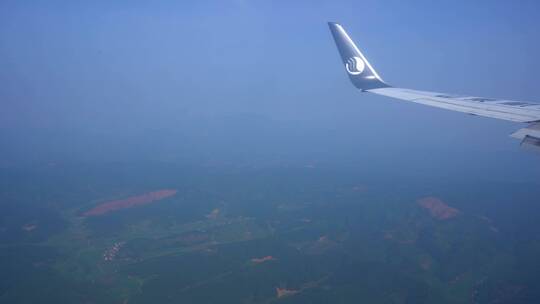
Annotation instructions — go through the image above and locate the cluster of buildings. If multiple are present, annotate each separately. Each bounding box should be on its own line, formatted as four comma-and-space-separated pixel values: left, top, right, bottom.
103, 241, 125, 261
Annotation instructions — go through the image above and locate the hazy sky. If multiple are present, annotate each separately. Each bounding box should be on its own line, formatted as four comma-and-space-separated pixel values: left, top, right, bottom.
1, 0, 540, 181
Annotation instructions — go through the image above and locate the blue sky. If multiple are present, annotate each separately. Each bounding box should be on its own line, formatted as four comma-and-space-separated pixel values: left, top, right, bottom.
1, 0, 540, 180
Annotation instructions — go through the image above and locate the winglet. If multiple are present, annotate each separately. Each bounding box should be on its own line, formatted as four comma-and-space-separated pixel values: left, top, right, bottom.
328, 22, 389, 91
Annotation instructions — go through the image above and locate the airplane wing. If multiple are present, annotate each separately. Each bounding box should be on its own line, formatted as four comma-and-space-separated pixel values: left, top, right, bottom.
328, 22, 540, 151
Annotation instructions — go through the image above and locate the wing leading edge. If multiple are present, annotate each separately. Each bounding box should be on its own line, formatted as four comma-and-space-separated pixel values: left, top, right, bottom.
328, 22, 540, 150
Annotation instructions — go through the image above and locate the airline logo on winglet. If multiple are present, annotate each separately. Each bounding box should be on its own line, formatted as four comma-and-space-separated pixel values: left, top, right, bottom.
345, 57, 365, 75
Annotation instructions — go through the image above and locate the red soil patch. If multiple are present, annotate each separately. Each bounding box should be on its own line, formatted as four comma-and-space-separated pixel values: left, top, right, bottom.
276, 288, 299, 298
84, 189, 177, 216
417, 197, 459, 220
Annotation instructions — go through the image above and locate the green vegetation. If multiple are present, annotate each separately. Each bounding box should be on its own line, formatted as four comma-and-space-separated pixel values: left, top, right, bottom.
1, 164, 539, 303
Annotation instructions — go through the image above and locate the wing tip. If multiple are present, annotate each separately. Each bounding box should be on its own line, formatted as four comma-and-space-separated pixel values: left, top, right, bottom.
328, 22, 389, 90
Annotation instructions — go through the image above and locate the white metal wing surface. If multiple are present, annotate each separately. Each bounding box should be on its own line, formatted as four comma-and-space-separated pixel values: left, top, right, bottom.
328, 22, 540, 150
